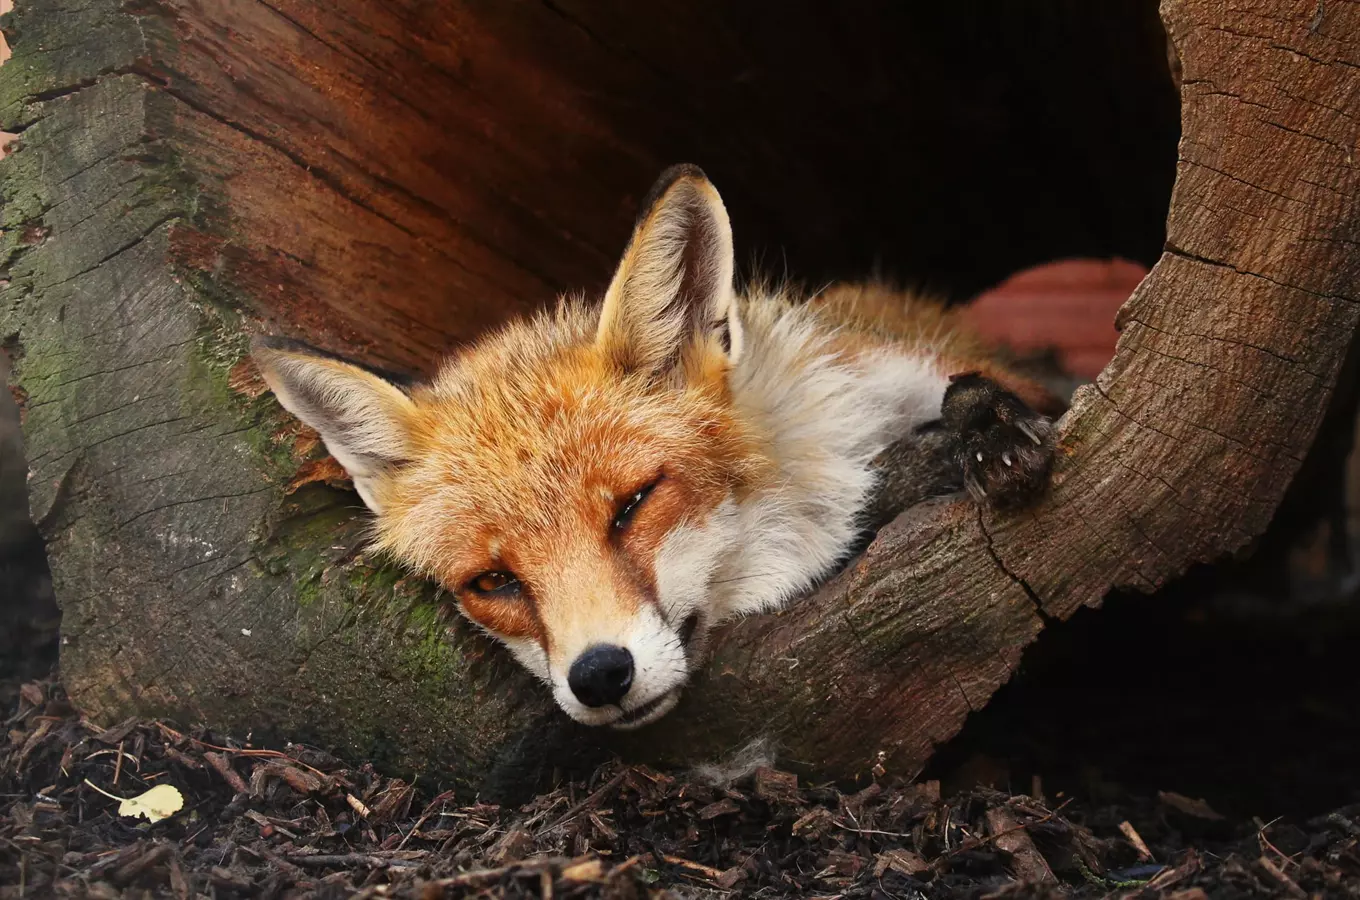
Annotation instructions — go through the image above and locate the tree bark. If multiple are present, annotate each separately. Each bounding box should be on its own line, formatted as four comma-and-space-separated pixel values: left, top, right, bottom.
1, 0, 1355, 797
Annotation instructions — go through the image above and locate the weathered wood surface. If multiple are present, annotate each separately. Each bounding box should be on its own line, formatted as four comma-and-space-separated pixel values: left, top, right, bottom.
0, 0, 1355, 796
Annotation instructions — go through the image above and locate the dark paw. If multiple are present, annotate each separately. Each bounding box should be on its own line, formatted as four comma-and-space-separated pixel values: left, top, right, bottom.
942, 373, 1055, 509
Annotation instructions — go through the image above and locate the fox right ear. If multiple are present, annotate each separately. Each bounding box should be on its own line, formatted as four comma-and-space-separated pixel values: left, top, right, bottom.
596, 164, 741, 376
250, 337, 417, 513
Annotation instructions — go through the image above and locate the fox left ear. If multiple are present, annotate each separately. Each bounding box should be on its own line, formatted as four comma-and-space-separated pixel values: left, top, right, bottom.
596, 164, 742, 375
250, 337, 417, 514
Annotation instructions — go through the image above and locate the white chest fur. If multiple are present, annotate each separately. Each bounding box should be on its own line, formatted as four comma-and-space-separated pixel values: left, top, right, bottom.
695, 298, 951, 621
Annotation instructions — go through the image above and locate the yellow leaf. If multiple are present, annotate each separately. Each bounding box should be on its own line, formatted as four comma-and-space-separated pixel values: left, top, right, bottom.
120, 783, 185, 823
84, 779, 185, 823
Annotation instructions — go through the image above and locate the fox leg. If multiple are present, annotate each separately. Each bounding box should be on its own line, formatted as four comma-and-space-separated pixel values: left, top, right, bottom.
940, 372, 1058, 509
865, 361, 1063, 526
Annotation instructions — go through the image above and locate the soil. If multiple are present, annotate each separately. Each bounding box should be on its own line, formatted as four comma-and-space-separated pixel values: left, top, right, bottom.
3, 677, 1359, 899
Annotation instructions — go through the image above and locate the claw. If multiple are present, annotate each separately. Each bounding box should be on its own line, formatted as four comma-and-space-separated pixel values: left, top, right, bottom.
976, 451, 984, 463
1002, 452, 1013, 467
1018, 420, 1043, 445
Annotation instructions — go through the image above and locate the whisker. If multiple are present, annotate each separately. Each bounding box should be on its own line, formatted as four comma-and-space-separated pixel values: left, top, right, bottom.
708, 571, 788, 587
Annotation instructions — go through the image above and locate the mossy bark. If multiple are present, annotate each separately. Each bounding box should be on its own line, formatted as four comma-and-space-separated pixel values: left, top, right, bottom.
0, 52, 558, 787
2, 0, 1356, 799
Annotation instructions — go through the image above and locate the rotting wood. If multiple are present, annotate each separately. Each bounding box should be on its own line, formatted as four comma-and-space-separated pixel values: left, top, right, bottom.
0, 0, 1355, 797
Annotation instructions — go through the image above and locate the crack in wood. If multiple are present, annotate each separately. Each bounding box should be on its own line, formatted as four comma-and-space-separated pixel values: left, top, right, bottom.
975, 506, 1056, 627
116, 486, 273, 529
1163, 245, 1357, 306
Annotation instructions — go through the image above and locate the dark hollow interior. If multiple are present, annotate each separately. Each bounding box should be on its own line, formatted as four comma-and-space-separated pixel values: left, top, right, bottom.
205, 0, 1181, 374
926, 579, 1360, 821
564, 1, 1184, 299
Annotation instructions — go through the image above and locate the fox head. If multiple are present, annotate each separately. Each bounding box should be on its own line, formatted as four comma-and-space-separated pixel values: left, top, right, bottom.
253, 166, 775, 728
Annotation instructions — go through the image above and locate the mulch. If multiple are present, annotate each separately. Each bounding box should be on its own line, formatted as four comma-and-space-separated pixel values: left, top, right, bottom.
3, 680, 1359, 899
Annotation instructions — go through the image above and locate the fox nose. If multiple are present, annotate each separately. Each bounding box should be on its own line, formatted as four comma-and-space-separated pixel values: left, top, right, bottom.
568, 645, 634, 707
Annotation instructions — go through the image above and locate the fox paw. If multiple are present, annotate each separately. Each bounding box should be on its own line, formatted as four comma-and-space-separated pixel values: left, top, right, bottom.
942, 373, 1055, 509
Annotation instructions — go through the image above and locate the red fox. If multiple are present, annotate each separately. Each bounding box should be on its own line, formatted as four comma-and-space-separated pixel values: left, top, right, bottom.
253, 165, 1064, 729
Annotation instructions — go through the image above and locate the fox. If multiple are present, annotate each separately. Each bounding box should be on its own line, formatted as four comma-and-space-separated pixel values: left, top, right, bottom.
251, 165, 1065, 730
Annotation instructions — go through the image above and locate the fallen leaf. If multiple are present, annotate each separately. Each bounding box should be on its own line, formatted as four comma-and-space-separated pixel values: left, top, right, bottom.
85, 779, 185, 823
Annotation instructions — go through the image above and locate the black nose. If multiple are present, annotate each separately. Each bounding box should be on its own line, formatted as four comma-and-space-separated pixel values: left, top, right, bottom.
568, 645, 634, 707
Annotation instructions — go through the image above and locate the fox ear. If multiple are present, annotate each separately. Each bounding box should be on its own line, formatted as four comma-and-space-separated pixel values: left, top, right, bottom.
250, 337, 416, 513
596, 164, 742, 375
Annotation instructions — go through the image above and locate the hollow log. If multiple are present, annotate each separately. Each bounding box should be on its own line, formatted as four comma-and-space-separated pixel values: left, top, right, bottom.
1, 0, 1356, 797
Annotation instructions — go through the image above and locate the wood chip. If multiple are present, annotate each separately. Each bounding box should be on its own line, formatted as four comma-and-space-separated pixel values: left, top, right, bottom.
265, 761, 323, 796
488, 826, 533, 864
662, 854, 726, 880
821, 849, 866, 876
753, 766, 799, 804
844, 782, 882, 818
249, 763, 270, 798
345, 792, 373, 819
1158, 791, 1225, 821
716, 867, 746, 889
792, 807, 836, 838
16, 719, 52, 769
587, 810, 616, 840
1119, 819, 1155, 861
874, 848, 929, 878
111, 843, 171, 886
539, 769, 626, 834
245, 809, 299, 840
697, 798, 741, 820
19, 682, 44, 708
370, 778, 415, 821
984, 807, 1056, 884
167, 852, 190, 900
560, 858, 605, 882
1146, 849, 1202, 891
203, 752, 249, 794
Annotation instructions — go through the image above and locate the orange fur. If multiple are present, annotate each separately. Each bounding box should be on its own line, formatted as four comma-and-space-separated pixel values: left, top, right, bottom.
372, 303, 769, 666
810, 282, 1063, 415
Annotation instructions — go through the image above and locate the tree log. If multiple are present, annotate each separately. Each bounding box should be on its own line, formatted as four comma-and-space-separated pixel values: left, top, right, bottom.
1, 0, 1356, 797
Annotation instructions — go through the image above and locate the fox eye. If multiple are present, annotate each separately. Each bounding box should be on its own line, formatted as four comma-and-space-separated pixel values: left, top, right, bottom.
612, 477, 661, 531
467, 571, 520, 597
